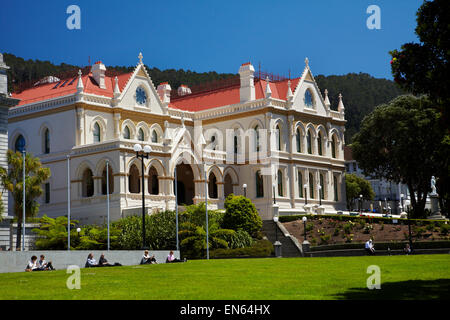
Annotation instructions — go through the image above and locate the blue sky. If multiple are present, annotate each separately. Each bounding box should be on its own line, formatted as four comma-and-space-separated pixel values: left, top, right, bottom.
0, 0, 423, 79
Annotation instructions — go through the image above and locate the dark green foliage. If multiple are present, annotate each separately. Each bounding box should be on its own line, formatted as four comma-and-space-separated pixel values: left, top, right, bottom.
222, 194, 262, 237
33, 215, 78, 250
210, 239, 273, 258
315, 73, 404, 143
352, 95, 443, 218
345, 173, 375, 210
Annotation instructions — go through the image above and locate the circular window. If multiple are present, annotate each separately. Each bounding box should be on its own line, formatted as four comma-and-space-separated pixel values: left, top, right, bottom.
136, 87, 147, 105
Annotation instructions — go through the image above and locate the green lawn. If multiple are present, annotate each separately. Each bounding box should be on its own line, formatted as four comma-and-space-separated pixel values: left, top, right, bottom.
1, 255, 449, 300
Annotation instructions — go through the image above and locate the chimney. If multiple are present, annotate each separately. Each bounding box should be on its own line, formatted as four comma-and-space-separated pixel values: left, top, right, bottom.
177, 84, 192, 96
91, 61, 106, 89
239, 62, 255, 102
157, 82, 172, 103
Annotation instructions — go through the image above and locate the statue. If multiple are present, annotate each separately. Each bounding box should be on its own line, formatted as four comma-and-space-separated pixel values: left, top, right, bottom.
431, 176, 437, 195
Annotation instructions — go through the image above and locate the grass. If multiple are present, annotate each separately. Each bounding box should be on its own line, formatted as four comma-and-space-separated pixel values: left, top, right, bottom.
1, 254, 449, 300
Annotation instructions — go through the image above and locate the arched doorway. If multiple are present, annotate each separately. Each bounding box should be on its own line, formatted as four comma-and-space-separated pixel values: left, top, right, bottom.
129, 164, 140, 194
208, 172, 218, 199
224, 174, 233, 198
175, 163, 195, 205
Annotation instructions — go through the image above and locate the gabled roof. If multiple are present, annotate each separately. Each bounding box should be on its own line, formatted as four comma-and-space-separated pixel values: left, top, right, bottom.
170, 77, 300, 112
12, 72, 133, 106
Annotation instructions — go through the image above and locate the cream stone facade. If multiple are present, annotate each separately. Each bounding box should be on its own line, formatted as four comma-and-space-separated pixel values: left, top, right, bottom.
8, 54, 347, 224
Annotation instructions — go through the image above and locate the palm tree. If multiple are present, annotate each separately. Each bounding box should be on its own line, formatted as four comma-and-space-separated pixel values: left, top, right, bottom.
0, 150, 51, 250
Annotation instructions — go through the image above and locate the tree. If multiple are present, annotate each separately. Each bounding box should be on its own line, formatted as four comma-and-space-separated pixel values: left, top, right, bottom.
352, 95, 442, 218
390, 0, 450, 215
32, 215, 78, 250
0, 150, 51, 249
345, 173, 375, 211
222, 194, 262, 237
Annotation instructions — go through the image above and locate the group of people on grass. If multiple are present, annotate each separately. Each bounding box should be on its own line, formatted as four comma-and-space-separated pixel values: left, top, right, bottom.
25, 255, 55, 272
25, 250, 183, 271
365, 239, 413, 255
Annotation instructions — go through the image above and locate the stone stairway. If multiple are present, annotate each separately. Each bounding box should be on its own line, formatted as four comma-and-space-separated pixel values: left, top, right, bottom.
262, 220, 302, 258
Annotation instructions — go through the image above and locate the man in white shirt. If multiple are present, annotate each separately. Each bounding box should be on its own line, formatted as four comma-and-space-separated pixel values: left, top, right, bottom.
38, 254, 55, 270
25, 256, 39, 272
365, 239, 375, 255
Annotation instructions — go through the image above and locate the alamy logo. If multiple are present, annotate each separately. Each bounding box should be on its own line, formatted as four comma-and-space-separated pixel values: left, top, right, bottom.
66, 265, 81, 289
366, 5, 381, 30
366, 265, 381, 290
66, 5, 81, 30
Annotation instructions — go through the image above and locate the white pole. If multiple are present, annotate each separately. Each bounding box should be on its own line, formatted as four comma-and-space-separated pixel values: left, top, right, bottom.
175, 166, 179, 251
205, 168, 209, 260
106, 160, 110, 251
22, 150, 26, 251
67, 155, 71, 251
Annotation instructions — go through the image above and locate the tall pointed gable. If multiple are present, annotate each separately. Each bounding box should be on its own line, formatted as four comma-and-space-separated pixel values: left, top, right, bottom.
116, 52, 166, 114
292, 57, 329, 115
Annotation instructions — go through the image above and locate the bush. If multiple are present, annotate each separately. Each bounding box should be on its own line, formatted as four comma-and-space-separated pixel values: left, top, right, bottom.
222, 194, 262, 237
210, 239, 273, 258
440, 224, 450, 235
320, 234, 331, 245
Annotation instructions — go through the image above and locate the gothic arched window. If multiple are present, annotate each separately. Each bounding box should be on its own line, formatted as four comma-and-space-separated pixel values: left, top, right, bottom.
208, 173, 218, 199
277, 170, 283, 197
307, 130, 312, 154
123, 126, 131, 140
296, 128, 302, 153
320, 174, 325, 200
82, 169, 94, 198
334, 175, 339, 201
331, 135, 337, 159
317, 132, 323, 156
44, 129, 50, 154
138, 128, 145, 141
15, 135, 26, 153
309, 173, 314, 199
151, 130, 158, 143
304, 89, 313, 107
298, 170, 303, 198
129, 164, 140, 194
148, 166, 159, 195
93, 123, 101, 142
276, 125, 281, 151
256, 170, 264, 198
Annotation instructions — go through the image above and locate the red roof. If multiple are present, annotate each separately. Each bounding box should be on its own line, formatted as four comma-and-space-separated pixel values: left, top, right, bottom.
170, 77, 300, 112
12, 72, 133, 106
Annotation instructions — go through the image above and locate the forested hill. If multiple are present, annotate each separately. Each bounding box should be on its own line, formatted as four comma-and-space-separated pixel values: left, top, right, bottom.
3, 53, 404, 143
315, 73, 405, 143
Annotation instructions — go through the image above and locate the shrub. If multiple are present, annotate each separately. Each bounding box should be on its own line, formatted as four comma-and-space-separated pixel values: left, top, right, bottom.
306, 222, 314, 232
222, 194, 262, 237
320, 234, 331, 245
440, 224, 450, 235
343, 222, 353, 234
363, 224, 373, 234
33, 215, 78, 250
333, 228, 340, 236
210, 239, 273, 258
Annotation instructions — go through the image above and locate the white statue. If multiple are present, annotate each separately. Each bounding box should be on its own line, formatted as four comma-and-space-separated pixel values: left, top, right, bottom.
431, 176, 437, 195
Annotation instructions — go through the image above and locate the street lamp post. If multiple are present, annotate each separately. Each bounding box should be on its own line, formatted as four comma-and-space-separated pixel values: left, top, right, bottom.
204, 168, 209, 260
273, 215, 278, 242
359, 194, 363, 214
302, 216, 307, 242
67, 155, 71, 251
175, 166, 179, 251
22, 150, 26, 251
243, 183, 247, 198
134, 143, 151, 249
106, 160, 110, 251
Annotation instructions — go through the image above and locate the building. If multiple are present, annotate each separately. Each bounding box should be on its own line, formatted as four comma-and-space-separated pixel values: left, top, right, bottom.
0, 53, 21, 249
8, 54, 347, 224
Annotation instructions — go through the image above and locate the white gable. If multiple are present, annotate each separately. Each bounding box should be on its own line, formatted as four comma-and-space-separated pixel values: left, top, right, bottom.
292, 67, 328, 117
118, 64, 164, 114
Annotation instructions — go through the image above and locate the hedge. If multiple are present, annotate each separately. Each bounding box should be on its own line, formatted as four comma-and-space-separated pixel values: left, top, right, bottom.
279, 214, 449, 226
210, 239, 274, 259
310, 240, 450, 252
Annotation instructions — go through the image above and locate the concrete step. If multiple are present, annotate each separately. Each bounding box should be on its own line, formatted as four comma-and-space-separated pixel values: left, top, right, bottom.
262, 220, 302, 258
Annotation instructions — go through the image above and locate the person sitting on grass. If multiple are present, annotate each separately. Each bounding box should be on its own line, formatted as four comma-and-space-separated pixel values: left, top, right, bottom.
166, 250, 182, 263
85, 253, 99, 268
25, 255, 39, 272
365, 239, 375, 255
98, 254, 122, 267
404, 243, 413, 255
38, 254, 55, 271
140, 250, 157, 265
